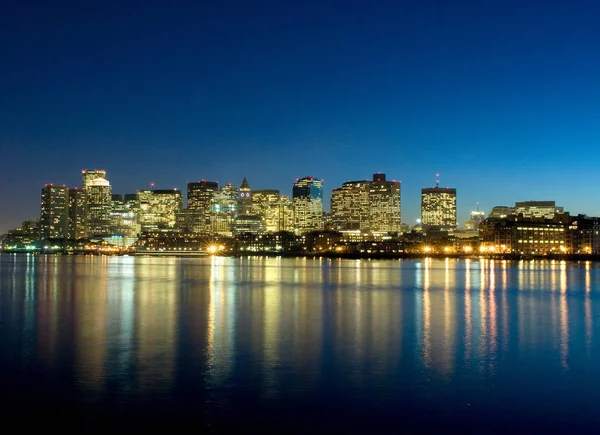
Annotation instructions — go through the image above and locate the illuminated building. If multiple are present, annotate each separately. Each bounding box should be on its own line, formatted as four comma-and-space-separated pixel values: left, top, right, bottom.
479, 216, 566, 254
233, 214, 265, 236
136, 189, 183, 232
331, 174, 401, 235
279, 196, 294, 232
175, 209, 205, 233
187, 180, 218, 233
251, 189, 293, 232
68, 188, 87, 239
421, 183, 457, 233
239, 177, 252, 214
41, 184, 69, 238
331, 181, 370, 230
489, 206, 515, 219
82, 169, 106, 189
1, 220, 40, 249
515, 201, 564, 219
567, 215, 600, 254
369, 173, 401, 235
211, 183, 239, 235
87, 177, 112, 235
292, 177, 323, 234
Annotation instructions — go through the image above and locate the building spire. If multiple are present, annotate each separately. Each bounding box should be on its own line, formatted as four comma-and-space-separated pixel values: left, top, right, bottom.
240, 177, 250, 190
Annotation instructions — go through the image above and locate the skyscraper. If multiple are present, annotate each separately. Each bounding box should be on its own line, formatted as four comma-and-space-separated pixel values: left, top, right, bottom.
421, 185, 457, 233
137, 189, 183, 232
187, 180, 218, 233
252, 189, 290, 233
331, 180, 370, 230
368, 174, 401, 234
331, 174, 401, 234
211, 183, 240, 235
292, 177, 323, 234
40, 184, 68, 239
87, 177, 112, 235
82, 169, 107, 189
68, 188, 87, 239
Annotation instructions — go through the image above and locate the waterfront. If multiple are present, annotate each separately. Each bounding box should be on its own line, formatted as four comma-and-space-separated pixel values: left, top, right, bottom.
1, 254, 600, 432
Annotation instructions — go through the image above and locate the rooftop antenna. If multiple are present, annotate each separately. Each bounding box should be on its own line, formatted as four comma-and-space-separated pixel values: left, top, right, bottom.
476, 201, 480, 212
150, 182, 155, 191
435, 173, 440, 188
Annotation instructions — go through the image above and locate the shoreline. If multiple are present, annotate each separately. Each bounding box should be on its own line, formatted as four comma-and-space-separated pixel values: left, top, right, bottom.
2, 250, 599, 262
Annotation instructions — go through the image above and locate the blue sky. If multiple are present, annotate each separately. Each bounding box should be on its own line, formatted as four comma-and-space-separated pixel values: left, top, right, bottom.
1, 0, 600, 232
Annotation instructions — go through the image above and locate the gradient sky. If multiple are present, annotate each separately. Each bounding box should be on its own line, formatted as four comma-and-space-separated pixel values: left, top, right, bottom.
2, 0, 600, 233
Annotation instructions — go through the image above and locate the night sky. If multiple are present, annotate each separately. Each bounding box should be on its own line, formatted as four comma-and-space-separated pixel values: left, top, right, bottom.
2, 0, 600, 233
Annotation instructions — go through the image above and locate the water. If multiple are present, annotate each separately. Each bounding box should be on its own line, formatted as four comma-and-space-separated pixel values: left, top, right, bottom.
1, 254, 599, 432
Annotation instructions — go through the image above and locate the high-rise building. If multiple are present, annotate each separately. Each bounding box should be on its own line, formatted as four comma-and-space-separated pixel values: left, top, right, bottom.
211, 183, 239, 235
40, 184, 68, 239
279, 196, 294, 232
87, 177, 112, 235
331, 174, 401, 234
421, 186, 457, 233
292, 177, 323, 234
68, 188, 87, 239
331, 181, 370, 230
187, 180, 218, 233
369, 174, 401, 234
136, 189, 183, 232
514, 201, 563, 219
252, 189, 287, 232
82, 169, 107, 189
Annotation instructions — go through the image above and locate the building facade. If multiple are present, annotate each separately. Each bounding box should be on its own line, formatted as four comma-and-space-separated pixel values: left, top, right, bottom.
187, 180, 218, 233
40, 184, 69, 239
292, 177, 323, 234
421, 187, 457, 233
369, 174, 401, 234
86, 177, 112, 235
137, 189, 183, 232
514, 201, 564, 219
331, 181, 370, 231
68, 188, 87, 239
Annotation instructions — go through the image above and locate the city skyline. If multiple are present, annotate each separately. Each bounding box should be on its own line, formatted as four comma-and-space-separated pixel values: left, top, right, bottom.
3, 1, 600, 232
1, 166, 597, 234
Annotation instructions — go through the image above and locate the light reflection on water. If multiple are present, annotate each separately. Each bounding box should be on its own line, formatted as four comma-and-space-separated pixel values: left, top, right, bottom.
1, 254, 600, 430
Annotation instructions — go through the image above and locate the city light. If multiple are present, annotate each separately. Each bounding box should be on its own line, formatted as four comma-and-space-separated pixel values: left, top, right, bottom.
464, 246, 473, 253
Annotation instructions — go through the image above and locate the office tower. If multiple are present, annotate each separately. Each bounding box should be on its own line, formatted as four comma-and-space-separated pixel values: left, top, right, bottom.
68, 188, 87, 239
136, 189, 183, 232
330, 174, 401, 234
87, 177, 112, 235
331, 181, 370, 230
40, 184, 68, 239
279, 196, 294, 232
368, 173, 401, 234
252, 189, 287, 232
211, 183, 240, 235
421, 183, 457, 233
82, 169, 107, 189
514, 201, 563, 219
239, 177, 253, 214
292, 177, 323, 234
187, 180, 218, 233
